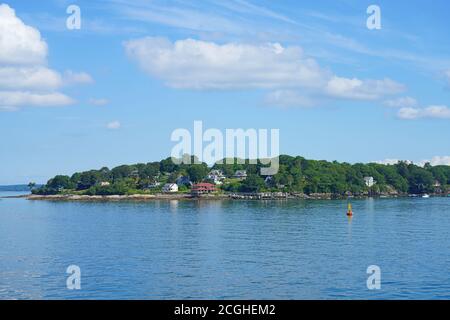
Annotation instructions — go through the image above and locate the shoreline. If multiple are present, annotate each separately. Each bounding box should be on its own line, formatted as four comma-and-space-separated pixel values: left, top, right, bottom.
3, 192, 446, 202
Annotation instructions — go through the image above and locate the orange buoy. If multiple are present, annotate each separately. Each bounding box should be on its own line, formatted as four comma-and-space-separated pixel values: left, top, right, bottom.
347, 202, 353, 217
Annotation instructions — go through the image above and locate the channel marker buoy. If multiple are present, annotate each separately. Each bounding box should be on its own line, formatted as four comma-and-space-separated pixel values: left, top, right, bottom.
347, 202, 353, 217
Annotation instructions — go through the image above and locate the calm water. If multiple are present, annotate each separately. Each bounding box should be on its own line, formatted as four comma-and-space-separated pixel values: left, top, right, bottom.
0, 196, 449, 300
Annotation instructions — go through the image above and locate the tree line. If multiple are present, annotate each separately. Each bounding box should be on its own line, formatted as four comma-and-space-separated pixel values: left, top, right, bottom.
33, 155, 450, 196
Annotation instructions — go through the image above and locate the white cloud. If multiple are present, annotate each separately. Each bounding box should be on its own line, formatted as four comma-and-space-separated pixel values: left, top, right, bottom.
445, 69, 450, 86
265, 90, 315, 108
63, 70, 94, 85
125, 37, 407, 107
106, 121, 121, 129
212, 0, 297, 24
421, 156, 450, 166
0, 4, 87, 111
0, 105, 19, 112
0, 4, 47, 65
119, 3, 247, 35
375, 159, 399, 165
383, 96, 418, 108
423, 105, 450, 119
0, 67, 62, 90
386, 156, 450, 167
325, 76, 405, 100
398, 105, 450, 120
88, 98, 109, 106
374, 159, 411, 165
124, 37, 328, 90
375, 157, 450, 167
0, 91, 74, 107
398, 107, 421, 120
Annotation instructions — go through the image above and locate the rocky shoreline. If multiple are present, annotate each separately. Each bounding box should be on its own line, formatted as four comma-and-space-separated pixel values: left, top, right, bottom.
1, 192, 446, 202
15, 192, 420, 201
24, 193, 229, 201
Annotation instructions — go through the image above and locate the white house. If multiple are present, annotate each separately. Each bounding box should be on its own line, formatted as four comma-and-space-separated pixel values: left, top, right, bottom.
233, 170, 247, 179
207, 170, 225, 184
162, 183, 178, 193
210, 177, 223, 185
100, 181, 110, 187
207, 170, 224, 179
364, 176, 376, 187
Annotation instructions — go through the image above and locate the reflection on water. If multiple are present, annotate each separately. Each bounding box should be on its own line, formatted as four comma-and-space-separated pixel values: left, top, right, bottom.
169, 200, 179, 213
347, 215, 353, 240
0, 197, 449, 299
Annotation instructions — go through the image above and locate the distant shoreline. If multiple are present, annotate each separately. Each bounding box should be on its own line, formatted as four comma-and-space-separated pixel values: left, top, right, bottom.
3, 192, 446, 202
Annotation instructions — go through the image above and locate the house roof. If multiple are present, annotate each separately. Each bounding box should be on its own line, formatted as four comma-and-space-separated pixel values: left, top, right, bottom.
164, 183, 177, 187
192, 182, 216, 191
193, 182, 215, 187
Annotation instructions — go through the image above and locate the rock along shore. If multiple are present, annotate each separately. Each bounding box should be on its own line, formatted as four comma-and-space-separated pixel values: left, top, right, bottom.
22, 192, 410, 202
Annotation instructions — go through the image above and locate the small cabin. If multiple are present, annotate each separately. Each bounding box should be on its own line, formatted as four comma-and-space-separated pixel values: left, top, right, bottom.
162, 183, 178, 193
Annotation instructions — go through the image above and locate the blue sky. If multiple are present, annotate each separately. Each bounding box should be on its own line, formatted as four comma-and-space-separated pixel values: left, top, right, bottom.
0, 0, 449, 184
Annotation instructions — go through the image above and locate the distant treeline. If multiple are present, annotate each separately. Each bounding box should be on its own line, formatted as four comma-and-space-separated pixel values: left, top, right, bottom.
0, 184, 41, 192
33, 155, 450, 196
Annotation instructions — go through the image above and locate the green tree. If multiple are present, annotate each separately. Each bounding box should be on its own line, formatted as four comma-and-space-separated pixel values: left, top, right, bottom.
186, 164, 209, 183
239, 174, 265, 192
408, 167, 434, 194
35, 153, 450, 196
111, 165, 133, 181
76, 171, 101, 190
47, 175, 74, 190
160, 158, 178, 173
28, 182, 36, 191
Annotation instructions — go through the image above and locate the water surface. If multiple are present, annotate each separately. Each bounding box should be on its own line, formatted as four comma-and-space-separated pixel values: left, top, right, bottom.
0, 197, 449, 299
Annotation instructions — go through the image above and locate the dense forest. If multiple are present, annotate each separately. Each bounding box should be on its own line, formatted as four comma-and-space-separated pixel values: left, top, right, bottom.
33, 155, 450, 196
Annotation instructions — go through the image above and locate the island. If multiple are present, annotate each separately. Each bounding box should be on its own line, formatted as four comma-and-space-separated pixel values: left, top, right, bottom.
28, 155, 449, 201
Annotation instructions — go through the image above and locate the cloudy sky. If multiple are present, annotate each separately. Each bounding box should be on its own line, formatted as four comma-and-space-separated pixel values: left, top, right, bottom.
0, 0, 449, 184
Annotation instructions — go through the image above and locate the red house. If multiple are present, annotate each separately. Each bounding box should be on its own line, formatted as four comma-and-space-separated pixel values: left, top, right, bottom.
191, 182, 216, 196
